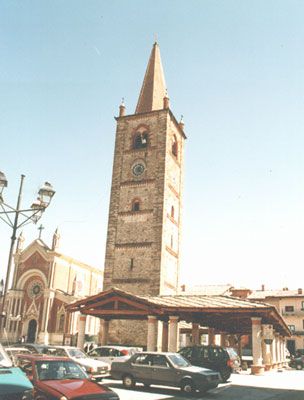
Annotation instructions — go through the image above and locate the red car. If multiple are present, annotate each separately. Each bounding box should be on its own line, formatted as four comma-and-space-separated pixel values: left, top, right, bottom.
16, 354, 119, 400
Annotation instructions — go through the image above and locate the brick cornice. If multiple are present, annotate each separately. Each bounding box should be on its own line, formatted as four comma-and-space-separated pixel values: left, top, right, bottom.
119, 209, 153, 216
121, 179, 155, 187
115, 242, 153, 249
112, 278, 150, 283
123, 146, 157, 155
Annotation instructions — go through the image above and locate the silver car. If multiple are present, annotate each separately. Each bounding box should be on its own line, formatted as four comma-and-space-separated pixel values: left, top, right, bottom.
88, 346, 137, 369
47, 345, 109, 380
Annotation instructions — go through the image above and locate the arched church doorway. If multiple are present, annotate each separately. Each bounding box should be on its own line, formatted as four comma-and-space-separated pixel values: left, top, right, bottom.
27, 319, 37, 343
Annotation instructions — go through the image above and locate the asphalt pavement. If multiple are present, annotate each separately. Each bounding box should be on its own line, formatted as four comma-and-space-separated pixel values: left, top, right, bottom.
102, 368, 304, 400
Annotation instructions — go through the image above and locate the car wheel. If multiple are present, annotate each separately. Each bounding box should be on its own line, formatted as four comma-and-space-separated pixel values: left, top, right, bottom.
296, 363, 303, 370
181, 379, 195, 394
220, 368, 231, 382
123, 374, 136, 389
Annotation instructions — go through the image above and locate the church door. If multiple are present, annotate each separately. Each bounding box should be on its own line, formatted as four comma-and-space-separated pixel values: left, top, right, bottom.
27, 319, 37, 343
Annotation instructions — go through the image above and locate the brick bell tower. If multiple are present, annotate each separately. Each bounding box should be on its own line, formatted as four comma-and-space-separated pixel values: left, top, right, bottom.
103, 42, 186, 298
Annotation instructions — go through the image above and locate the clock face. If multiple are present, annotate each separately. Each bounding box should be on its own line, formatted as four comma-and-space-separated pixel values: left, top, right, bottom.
28, 280, 43, 299
132, 162, 145, 176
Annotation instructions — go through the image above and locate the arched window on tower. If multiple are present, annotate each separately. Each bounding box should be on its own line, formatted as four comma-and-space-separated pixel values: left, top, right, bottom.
172, 135, 178, 158
132, 199, 140, 211
134, 132, 148, 149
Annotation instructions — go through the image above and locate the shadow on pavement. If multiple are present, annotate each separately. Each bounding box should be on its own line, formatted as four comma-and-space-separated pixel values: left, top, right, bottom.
106, 381, 304, 400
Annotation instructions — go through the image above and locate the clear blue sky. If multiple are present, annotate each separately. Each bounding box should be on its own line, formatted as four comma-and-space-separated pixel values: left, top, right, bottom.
1, 0, 304, 291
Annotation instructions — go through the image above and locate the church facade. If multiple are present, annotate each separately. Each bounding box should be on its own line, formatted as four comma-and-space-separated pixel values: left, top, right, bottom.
103, 42, 186, 297
4, 229, 103, 345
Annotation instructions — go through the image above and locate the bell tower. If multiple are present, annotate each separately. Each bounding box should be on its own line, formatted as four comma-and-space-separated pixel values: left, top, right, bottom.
103, 43, 186, 296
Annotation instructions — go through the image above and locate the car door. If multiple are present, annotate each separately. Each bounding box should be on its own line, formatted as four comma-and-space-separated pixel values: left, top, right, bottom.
150, 355, 177, 387
91, 347, 111, 364
130, 353, 152, 384
179, 346, 197, 365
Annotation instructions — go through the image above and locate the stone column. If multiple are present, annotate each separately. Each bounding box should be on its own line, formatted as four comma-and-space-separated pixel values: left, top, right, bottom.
208, 328, 215, 345
168, 316, 179, 352
78, 314, 87, 350
161, 321, 169, 351
220, 332, 227, 346
237, 336, 242, 360
271, 333, 277, 369
251, 317, 264, 375
100, 319, 109, 346
229, 335, 236, 347
279, 336, 285, 366
147, 315, 157, 351
275, 333, 281, 368
262, 324, 273, 371
192, 323, 200, 345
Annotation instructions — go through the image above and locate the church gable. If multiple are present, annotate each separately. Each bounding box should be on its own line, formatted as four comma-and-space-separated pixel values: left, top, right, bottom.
16, 250, 49, 284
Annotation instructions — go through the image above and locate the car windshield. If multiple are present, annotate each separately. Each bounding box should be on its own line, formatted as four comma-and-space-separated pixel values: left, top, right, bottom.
168, 354, 190, 368
68, 348, 87, 358
0, 344, 13, 368
35, 360, 88, 381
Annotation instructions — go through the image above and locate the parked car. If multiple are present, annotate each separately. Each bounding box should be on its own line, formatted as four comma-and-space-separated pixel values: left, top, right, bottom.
289, 355, 304, 370
0, 343, 34, 400
111, 351, 220, 394
12, 343, 56, 354
47, 345, 110, 380
5, 347, 35, 364
178, 345, 241, 381
88, 345, 137, 368
295, 349, 304, 357
16, 354, 119, 400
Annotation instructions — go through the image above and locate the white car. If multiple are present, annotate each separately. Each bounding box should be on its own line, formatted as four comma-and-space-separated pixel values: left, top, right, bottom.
88, 345, 137, 368
48, 345, 109, 380
5, 347, 34, 364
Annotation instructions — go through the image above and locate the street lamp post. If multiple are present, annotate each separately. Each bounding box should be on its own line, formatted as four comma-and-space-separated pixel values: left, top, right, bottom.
0, 171, 55, 333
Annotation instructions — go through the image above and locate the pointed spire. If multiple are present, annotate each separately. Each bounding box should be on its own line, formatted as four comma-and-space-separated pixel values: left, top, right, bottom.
135, 42, 167, 114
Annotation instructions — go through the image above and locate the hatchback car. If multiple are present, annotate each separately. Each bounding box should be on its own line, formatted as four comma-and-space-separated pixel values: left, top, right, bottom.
178, 345, 241, 381
16, 354, 119, 400
46, 345, 109, 380
111, 351, 220, 394
88, 345, 137, 368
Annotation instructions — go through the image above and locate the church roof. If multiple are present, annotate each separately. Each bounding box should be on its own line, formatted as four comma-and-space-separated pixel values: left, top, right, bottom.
135, 42, 167, 114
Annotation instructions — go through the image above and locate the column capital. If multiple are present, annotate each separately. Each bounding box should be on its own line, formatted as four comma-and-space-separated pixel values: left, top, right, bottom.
169, 315, 179, 322
148, 315, 157, 322
251, 317, 262, 325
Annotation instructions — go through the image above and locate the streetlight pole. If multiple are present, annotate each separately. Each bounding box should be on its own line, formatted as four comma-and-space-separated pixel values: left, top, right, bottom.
0, 172, 55, 334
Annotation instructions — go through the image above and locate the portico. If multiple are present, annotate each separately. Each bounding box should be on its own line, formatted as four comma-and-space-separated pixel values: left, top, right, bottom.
66, 288, 291, 374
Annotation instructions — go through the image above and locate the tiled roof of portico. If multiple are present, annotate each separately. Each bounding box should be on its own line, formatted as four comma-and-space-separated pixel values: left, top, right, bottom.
66, 288, 291, 337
